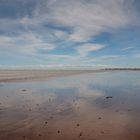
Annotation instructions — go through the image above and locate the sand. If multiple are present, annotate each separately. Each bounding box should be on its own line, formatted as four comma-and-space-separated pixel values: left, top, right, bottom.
0, 69, 104, 82
0, 69, 139, 83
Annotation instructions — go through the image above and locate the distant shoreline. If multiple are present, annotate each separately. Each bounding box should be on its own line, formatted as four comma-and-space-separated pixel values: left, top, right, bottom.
0, 69, 140, 83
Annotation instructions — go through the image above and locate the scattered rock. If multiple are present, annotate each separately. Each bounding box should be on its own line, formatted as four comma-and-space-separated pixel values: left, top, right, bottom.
101, 131, 104, 134
22, 89, 27, 92
106, 96, 112, 99
78, 132, 82, 138
98, 117, 102, 120
76, 123, 80, 127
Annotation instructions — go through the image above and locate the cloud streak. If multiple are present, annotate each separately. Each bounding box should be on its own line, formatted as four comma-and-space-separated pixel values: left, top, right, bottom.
76, 43, 105, 57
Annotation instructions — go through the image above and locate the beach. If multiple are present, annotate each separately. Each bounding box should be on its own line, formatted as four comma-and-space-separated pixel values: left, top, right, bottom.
0, 70, 140, 140
0, 69, 139, 82
0, 70, 97, 82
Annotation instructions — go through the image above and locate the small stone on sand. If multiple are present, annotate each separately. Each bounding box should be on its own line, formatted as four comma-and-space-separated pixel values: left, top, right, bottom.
98, 117, 102, 120
22, 89, 27, 92
78, 132, 82, 138
106, 96, 112, 99
76, 123, 80, 126
101, 131, 104, 134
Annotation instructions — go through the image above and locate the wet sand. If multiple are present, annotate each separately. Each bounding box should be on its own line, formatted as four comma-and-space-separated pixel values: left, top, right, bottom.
0, 71, 140, 140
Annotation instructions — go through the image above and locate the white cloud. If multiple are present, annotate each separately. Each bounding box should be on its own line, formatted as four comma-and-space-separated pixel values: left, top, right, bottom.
0, 33, 42, 45
97, 55, 121, 60
0, 36, 14, 45
0, 0, 139, 67
4, 0, 137, 43
0, 0, 139, 47
134, 53, 140, 58
0, 33, 56, 56
76, 43, 105, 57
20, 43, 55, 55
121, 46, 136, 51
46, 54, 73, 59
54, 30, 69, 40
32, 0, 139, 42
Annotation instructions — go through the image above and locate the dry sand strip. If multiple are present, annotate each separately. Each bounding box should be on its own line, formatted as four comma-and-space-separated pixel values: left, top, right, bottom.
0, 69, 139, 83
0, 70, 104, 83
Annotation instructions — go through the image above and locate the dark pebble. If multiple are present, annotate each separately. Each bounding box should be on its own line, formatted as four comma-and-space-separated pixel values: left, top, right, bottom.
106, 96, 112, 99
76, 123, 80, 127
101, 131, 104, 134
78, 132, 82, 138
98, 117, 102, 120
22, 89, 27, 92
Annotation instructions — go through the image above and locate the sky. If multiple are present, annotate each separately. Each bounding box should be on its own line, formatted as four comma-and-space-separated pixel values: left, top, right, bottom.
0, 0, 140, 68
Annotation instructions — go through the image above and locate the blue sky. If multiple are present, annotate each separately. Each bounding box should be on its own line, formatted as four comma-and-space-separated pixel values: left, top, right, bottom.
0, 0, 140, 68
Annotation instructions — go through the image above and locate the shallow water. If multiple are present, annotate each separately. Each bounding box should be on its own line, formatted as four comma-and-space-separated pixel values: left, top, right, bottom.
0, 71, 140, 140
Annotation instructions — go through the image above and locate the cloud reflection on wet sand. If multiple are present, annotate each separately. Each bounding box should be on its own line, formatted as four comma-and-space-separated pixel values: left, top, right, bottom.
0, 71, 140, 140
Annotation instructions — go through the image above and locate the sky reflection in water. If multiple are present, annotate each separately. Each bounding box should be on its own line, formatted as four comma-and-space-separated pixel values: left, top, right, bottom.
0, 71, 140, 140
